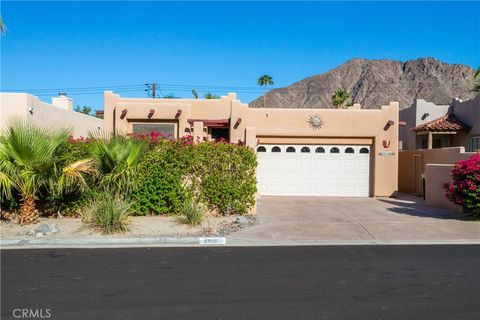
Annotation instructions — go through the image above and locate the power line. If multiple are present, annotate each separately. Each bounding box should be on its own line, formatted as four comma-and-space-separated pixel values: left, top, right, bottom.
1, 84, 145, 92
1, 82, 271, 93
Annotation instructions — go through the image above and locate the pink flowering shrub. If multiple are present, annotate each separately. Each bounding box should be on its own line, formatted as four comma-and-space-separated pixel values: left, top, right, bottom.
443, 154, 480, 216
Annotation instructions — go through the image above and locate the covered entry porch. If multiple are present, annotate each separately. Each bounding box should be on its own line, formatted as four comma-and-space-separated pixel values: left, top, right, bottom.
411, 113, 470, 149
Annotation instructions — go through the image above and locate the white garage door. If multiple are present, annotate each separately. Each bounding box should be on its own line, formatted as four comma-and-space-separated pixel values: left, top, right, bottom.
256, 145, 371, 197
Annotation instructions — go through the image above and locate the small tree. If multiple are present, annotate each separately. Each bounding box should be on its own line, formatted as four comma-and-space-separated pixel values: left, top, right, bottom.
473, 67, 480, 95
257, 74, 274, 108
163, 93, 179, 99
443, 154, 480, 217
0, 16, 6, 35
75, 105, 92, 115
204, 93, 220, 99
331, 89, 353, 109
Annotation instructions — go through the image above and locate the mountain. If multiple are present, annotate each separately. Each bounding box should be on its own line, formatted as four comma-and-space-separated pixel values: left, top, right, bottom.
249, 58, 476, 109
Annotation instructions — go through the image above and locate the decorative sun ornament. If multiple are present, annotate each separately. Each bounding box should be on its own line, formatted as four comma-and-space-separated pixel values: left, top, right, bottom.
307, 114, 324, 130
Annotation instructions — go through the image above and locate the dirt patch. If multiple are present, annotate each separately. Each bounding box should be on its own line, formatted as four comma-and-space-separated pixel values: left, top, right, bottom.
0, 214, 257, 240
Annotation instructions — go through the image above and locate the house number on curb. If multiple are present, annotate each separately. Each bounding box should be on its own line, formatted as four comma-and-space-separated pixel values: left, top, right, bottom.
379, 151, 395, 157
199, 237, 226, 245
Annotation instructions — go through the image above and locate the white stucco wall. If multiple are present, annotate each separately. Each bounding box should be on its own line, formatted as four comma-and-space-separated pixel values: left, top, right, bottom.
0, 93, 104, 137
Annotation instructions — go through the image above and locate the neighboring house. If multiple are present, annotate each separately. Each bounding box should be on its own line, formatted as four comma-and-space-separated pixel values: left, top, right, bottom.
398, 96, 479, 212
451, 96, 480, 152
0, 93, 104, 137
399, 99, 451, 150
100, 91, 399, 198
400, 97, 479, 151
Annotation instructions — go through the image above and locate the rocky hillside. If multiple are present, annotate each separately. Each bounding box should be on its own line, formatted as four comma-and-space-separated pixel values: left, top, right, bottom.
249, 58, 476, 109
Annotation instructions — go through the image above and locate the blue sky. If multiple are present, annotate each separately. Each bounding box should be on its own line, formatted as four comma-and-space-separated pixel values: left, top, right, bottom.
1, 1, 479, 111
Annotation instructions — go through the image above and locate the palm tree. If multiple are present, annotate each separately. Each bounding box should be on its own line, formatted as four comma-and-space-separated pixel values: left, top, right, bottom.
473, 67, 480, 95
257, 74, 274, 108
0, 16, 5, 35
204, 93, 220, 99
331, 89, 353, 109
0, 120, 95, 224
89, 136, 145, 194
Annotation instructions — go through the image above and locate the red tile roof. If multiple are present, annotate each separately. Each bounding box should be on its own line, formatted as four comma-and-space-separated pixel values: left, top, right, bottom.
411, 114, 470, 132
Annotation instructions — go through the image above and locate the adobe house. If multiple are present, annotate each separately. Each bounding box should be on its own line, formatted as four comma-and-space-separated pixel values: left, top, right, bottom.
0, 92, 104, 138
102, 91, 399, 198
399, 97, 479, 151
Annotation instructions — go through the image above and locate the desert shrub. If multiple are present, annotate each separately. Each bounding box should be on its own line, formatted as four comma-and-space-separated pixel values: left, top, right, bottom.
178, 199, 205, 225
82, 192, 131, 233
443, 154, 480, 217
131, 140, 190, 215
189, 142, 257, 215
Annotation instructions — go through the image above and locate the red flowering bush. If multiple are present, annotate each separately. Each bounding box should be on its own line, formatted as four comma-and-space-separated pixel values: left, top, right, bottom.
443, 154, 480, 216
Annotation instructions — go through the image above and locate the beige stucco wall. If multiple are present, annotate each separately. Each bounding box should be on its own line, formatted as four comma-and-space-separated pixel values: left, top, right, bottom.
399, 99, 450, 150
425, 164, 462, 212
398, 147, 475, 194
0, 93, 104, 137
452, 96, 480, 150
104, 91, 399, 197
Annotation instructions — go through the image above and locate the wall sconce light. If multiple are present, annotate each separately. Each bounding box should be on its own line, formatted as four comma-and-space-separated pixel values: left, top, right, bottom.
175, 109, 182, 119
28, 107, 34, 114
97, 124, 101, 130
234, 118, 242, 129
120, 109, 128, 119
148, 109, 155, 119
383, 140, 391, 148
383, 120, 395, 131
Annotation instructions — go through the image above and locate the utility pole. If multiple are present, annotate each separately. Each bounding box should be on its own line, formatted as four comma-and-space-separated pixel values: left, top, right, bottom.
145, 82, 157, 99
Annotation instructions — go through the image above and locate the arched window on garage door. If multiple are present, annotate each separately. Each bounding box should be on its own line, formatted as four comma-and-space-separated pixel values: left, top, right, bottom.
286, 147, 296, 153
301, 147, 311, 153
330, 147, 340, 153
345, 147, 355, 153
257, 146, 266, 152
271, 146, 281, 152
315, 147, 325, 153
359, 147, 369, 154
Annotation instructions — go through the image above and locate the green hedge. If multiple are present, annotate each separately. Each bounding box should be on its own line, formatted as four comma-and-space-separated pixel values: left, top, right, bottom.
189, 142, 257, 215
130, 140, 257, 216
131, 141, 189, 215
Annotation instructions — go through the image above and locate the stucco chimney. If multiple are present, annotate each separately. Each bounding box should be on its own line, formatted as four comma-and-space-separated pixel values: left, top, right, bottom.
51, 92, 73, 111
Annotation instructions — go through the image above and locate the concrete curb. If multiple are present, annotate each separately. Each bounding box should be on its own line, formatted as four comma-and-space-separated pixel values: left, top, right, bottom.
1, 237, 205, 249
1, 237, 479, 249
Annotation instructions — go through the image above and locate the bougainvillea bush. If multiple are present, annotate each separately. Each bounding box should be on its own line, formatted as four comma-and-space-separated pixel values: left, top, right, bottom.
130, 134, 257, 216
443, 154, 480, 216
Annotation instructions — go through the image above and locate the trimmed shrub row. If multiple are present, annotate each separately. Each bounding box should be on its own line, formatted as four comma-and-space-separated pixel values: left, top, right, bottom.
131, 138, 257, 216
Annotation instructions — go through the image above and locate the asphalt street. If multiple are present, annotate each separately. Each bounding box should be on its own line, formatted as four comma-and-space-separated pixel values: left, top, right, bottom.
1, 245, 479, 320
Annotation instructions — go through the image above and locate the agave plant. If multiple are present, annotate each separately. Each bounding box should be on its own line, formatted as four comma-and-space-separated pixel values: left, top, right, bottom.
89, 136, 145, 194
0, 120, 96, 224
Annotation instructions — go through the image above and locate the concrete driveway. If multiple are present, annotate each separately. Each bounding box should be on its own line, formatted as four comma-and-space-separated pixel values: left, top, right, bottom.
232, 194, 480, 242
